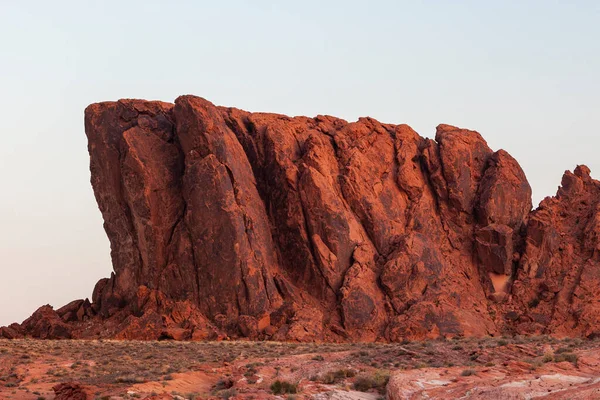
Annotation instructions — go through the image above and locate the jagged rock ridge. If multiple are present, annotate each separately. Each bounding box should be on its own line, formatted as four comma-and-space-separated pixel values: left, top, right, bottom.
2, 95, 599, 342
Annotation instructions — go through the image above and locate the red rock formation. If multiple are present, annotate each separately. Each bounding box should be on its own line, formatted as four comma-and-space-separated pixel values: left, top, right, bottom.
53, 382, 93, 400
3, 96, 600, 341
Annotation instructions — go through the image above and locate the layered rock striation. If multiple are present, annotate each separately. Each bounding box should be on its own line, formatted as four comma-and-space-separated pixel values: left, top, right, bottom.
3, 96, 600, 341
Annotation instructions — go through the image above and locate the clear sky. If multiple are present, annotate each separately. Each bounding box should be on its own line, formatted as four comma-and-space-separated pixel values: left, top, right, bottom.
1, 1, 599, 326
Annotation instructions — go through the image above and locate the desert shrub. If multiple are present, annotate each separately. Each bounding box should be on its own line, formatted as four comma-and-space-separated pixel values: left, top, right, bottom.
245, 362, 264, 368
312, 355, 324, 361
319, 372, 336, 385
554, 352, 578, 363
526, 359, 542, 369
528, 298, 540, 308
218, 388, 237, 399
213, 377, 234, 391
352, 370, 389, 394
353, 376, 373, 392
319, 369, 356, 384
271, 380, 298, 395
542, 352, 554, 363
115, 375, 144, 384
460, 369, 476, 376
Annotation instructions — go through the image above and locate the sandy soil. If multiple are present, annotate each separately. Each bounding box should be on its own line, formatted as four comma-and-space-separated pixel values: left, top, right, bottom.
0, 336, 598, 399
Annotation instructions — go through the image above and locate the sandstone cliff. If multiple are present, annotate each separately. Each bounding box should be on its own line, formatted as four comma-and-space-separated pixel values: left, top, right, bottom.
3, 96, 599, 342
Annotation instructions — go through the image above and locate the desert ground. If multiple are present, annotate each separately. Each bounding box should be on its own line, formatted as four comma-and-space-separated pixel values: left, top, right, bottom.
1, 336, 600, 399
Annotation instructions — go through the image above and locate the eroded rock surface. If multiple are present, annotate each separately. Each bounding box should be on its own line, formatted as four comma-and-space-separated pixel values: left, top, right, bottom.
3, 96, 600, 341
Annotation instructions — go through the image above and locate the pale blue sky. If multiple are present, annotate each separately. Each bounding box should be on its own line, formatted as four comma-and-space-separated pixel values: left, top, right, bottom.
1, 1, 599, 325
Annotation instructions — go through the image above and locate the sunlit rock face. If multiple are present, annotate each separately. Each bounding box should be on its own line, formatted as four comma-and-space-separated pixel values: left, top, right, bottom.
4, 96, 600, 342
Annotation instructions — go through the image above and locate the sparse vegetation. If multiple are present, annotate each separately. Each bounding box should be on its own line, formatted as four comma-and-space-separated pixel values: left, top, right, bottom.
0, 336, 597, 398
542, 352, 554, 363
352, 370, 390, 394
213, 377, 234, 391
218, 388, 237, 399
554, 352, 578, 363
271, 379, 298, 394
115, 375, 145, 384
318, 368, 356, 384
528, 297, 540, 308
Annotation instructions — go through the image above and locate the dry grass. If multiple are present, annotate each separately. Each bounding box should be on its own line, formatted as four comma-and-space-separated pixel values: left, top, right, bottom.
0, 335, 597, 399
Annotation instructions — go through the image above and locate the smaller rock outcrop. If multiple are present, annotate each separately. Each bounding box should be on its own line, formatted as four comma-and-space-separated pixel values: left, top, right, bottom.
53, 382, 93, 400
19, 305, 73, 339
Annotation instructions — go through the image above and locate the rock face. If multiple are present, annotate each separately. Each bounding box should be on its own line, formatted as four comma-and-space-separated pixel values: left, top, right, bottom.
53, 382, 93, 400
3, 96, 600, 341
